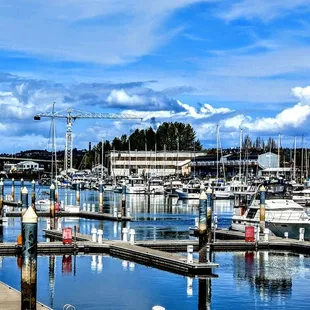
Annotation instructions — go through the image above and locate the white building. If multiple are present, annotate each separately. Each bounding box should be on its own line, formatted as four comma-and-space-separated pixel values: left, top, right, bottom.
108, 150, 206, 177
16, 161, 40, 172
3, 163, 16, 173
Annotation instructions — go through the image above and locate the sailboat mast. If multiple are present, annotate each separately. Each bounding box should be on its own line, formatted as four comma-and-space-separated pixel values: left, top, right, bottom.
216, 124, 219, 180
306, 141, 308, 180
101, 138, 104, 179
301, 135, 304, 183
239, 128, 242, 180
293, 136, 297, 180
277, 134, 281, 177
51, 102, 56, 183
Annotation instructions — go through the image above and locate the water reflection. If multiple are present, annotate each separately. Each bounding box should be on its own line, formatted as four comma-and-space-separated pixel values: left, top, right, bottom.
0, 252, 309, 309
231, 251, 310, 302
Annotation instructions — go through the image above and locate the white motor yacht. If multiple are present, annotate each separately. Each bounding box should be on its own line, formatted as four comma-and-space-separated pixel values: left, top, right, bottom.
126, 175, 146, 194
231, 191, 310, 240
175, 179, 202, 200
147, 178, 165, 194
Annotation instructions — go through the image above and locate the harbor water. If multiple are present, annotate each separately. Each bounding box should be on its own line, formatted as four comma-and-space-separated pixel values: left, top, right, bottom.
1, 183, 310, 309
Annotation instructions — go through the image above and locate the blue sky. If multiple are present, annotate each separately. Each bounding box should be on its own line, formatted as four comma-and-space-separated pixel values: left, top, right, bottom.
0, 0, 310, 153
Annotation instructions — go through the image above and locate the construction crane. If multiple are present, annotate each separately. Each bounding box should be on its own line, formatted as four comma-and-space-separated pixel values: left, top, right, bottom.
34, 107, 142, 174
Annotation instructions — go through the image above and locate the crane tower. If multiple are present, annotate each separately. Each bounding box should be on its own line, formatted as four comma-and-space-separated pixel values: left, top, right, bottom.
34, 107, 142, 174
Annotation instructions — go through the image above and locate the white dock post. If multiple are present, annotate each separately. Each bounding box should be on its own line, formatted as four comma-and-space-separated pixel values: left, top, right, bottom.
187, 245, 193, 263
91, 255, 97, 271
92, 203, 95, 212
299, 228, 305, 241
284, 232, 289, 239
127, 207, 131, 218
83, 203, 86, 211
194, 217, 199, 228
87, 203, 91, 212
122, 227, 128, 242
113, 207, 118, 217
187, 277, 193, 296
129, 262, 135, 271
117, 211, 122, 218
46, 218, 50, 230
122, 260, 128, 270
255, 225, 260, 241
129, 229, 135, 245
97, 255, 103, 273
91, 227, 98, 242
97, 229, 103, 244
58, 217, 62, 231
264, 228, 269, 242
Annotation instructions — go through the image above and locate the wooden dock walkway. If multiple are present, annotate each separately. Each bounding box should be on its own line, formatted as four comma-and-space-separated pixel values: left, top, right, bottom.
43, 229, 218, 276
0, 281, 51, 309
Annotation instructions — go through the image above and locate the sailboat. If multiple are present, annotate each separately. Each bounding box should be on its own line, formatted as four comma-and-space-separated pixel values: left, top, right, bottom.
35, 102, 58, 212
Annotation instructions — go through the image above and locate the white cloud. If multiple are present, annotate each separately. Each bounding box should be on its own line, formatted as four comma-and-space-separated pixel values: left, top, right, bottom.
176, 100, 233, 119
107, 89, 144, 106
200, 103, 233, 115
291, 86, 310, 105
220, 0, 310, 22
0, 0, 210, 65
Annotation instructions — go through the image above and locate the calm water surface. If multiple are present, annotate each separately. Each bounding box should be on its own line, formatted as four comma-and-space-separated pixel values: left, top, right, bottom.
1, 183, 309, 309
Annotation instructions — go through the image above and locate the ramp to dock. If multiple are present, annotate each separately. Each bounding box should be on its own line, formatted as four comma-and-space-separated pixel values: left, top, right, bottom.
0, 281, 51, 309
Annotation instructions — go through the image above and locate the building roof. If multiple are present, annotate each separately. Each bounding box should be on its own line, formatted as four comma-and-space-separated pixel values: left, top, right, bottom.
17, 161, 39, 165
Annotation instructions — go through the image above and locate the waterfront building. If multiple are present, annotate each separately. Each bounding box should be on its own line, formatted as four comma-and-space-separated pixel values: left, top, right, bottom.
192, 152, 281, 178
108, 150, 206, 177
16, 161, 41, 172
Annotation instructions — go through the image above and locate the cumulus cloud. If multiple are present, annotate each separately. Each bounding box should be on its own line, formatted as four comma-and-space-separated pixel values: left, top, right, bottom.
177, 100, 234, 119
107, 89, 144, 106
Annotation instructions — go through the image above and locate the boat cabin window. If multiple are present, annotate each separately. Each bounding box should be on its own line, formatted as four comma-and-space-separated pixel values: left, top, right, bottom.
234, 194, 250, 208
246, 208, 258, 219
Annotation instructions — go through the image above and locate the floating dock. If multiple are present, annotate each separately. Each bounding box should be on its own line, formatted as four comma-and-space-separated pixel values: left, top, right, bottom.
0, 281, 51, 309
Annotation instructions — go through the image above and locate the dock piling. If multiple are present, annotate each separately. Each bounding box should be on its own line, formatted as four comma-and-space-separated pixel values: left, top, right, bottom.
11, 178, 15, 201
259, 185, 266, 233
198, 191, 207, 263
0, 179, 3, 216
20, 178, 24, 202
21, 203, 38, 310
50, 184, 55, 229
31, 180, 35, 208
98, 181, 103, 213
206, 188, 212, 244
91, 204, 95, 212
121, 183, 126, 217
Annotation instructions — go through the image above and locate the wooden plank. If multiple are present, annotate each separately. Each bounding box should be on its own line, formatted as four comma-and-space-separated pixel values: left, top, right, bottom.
0, 281, 51, 309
